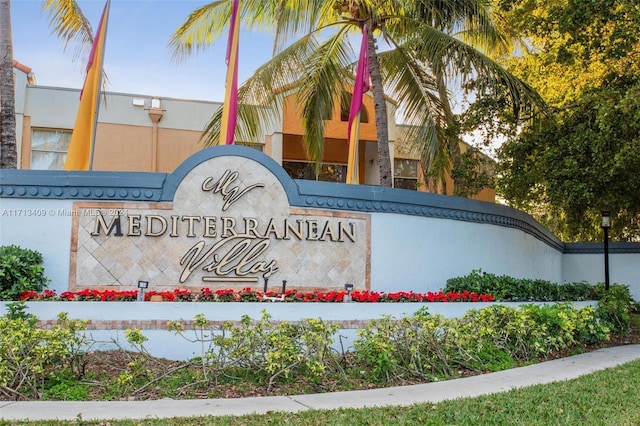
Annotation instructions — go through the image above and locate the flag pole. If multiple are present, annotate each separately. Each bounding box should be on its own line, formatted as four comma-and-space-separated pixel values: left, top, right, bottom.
88, 0, 111, 171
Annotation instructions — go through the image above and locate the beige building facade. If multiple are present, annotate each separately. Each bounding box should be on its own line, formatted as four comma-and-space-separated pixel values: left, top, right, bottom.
12, 62, 494, 202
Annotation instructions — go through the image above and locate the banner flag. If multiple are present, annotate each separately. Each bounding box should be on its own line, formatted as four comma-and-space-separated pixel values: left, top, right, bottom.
64, 1, 110, 171
220, 0, 240, 145
346, 25, 370, 184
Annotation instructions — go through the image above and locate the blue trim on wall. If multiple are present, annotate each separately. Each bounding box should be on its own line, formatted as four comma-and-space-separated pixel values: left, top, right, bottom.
564, 242, 640, 254
4, 145, 636, 254
295, 180, 563, 251
0, 169, 166, 200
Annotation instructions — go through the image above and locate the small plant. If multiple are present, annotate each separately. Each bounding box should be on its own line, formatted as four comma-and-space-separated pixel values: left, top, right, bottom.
169, 310, 343, 390
0, 245, 50, 300
592, 284, 635, 333
42, 370, 90, 401
0, 309, 88, 399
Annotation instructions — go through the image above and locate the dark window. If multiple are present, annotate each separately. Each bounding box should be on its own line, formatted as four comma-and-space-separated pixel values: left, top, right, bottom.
235, 142, 264, 152
283, 161, 347, 183
394, 159, 419, 190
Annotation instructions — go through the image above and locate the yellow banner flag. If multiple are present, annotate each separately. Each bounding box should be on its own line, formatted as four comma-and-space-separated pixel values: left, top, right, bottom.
64, 1, 109, 171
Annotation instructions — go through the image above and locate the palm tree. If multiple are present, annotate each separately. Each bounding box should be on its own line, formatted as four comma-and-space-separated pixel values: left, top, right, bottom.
170, 0, 541, 188
0, 0, 93, 169
0, 0, 17, 169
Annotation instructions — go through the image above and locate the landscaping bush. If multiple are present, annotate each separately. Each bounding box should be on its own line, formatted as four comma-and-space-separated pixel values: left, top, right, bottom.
0, 245, 49, 301
592, 283, 636, 333
445, 269, 593, 302
0, 301, 618, 401
352, 302, 611, 383
0, 303, 88, 399
168, 310, 343, 389
461, 303, 609, 361
354, 313, 458, 383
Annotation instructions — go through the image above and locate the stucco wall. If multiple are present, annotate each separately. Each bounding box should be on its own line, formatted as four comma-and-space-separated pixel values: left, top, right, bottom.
2, 146, 639, 297
564, 245, 640, 300
0, 198, 74, 289
370, 214, 562, 293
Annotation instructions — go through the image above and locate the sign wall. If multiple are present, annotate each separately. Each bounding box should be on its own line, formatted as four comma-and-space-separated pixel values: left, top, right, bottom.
71, 156, 370, 290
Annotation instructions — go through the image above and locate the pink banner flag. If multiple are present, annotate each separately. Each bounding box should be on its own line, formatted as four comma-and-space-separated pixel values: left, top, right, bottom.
346, 25, 370, 184
220, 0, 240, 145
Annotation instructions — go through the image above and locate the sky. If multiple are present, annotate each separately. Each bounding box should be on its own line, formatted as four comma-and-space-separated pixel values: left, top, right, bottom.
11, 0, 276, 102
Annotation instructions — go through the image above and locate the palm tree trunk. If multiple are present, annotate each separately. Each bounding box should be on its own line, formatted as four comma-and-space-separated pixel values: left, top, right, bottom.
0, 0, 17, 169
367, 29, 392, 187
435, 64, 460, 195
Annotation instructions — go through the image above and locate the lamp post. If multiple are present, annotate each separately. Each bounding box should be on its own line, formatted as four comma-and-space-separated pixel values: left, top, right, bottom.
601, 211, 610, 291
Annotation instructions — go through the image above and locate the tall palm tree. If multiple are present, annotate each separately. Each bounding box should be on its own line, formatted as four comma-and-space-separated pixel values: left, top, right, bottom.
0, 0, 93, 169
170, 0, 541, 188
0, 0, 17, 169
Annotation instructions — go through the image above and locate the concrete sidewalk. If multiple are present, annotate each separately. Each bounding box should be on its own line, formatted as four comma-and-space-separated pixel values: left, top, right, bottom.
1, 345, 639, 422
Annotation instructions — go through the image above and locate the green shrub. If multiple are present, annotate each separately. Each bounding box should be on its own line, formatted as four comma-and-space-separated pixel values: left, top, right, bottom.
10, 302, 610, 400
0, 308, 88, 399
592, 284, 635, 333
351, 302, 611, 385
169, 310, 342, 389
445, 270, 593, 302
354, 313, 459, 382
0, 245, 50, 300
461, 303, 610, 361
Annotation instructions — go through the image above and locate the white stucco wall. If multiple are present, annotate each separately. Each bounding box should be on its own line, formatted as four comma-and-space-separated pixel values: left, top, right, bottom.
3, 195, 639, 297
369, 213, 563, 292
2, 145, 639, 298
0, 198, 74, 291
563, 253, 640, 300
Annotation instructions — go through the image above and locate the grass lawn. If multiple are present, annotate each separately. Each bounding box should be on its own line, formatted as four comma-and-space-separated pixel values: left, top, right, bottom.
9, 358, 640, 426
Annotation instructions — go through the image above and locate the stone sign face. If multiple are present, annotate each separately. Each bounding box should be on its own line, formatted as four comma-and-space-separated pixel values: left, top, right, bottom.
71, 155, 370, 291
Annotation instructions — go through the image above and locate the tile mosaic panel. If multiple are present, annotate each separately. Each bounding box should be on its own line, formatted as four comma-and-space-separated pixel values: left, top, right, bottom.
72, 156, 369, 291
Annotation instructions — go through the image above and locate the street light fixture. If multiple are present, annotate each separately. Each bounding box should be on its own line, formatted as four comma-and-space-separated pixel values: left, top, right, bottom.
601, 211, 610, 291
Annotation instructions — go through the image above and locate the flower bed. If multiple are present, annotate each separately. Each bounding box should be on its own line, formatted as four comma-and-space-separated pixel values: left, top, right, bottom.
19, 287, 495, 303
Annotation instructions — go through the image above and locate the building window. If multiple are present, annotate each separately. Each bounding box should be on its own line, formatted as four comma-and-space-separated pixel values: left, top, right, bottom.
282, 161, 347, 183
31, 129, 72, 170
394, 159, 419, 190
236, 141, 264, 152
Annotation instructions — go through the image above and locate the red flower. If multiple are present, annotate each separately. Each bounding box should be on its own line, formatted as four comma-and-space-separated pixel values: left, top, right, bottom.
20, 287, 495, 304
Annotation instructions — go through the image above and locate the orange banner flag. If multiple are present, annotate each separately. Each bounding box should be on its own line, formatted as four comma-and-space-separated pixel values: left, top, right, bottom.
64, 1, 109, 171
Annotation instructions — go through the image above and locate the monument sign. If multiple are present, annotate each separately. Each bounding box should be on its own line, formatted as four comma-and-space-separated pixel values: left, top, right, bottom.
70, 155, 370, 291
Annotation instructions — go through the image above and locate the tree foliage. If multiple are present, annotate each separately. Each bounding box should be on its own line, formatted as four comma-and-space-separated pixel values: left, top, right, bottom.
482, 0, 640, 241
170, 0, 541, 188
